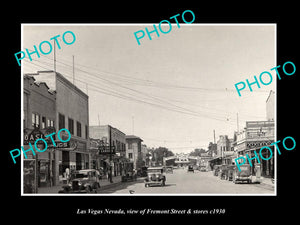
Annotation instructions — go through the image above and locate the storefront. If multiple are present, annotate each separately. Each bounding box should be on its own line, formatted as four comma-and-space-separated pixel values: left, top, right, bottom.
58, 138, 89, 183
246, 144, 274, 178
208, 156, 222, 170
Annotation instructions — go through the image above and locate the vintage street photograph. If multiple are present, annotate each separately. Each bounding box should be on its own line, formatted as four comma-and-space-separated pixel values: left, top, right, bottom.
21, 24, 276, 195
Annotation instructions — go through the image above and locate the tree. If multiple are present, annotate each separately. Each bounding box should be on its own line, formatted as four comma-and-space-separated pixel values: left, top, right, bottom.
153, 147, 174, 165
190, 148, 206, 157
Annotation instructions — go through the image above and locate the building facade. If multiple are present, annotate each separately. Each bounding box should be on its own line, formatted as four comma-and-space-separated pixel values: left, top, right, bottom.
29, 71, 90, 185
125, 135, 143, 170
23, 75, 56, 192
89, 125, 127, 176
236, 121, 275, 177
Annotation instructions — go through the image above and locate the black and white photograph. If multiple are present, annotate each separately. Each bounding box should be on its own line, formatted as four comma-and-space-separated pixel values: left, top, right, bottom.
21, 24, 276, 195
3, 4, 298, 221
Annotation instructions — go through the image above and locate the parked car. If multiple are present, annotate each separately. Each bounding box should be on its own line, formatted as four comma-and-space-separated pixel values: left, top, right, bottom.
220, 164, 228, 179
187, 165, 194, 173
200, 166, 208, 172
58, 169, 100, 193
165, 166, 173, 174
232, 164, 252, 184
226, 165, 235, 181
122, 162, 137, 182
144, 167, 166, 187
213, 165, 221, 176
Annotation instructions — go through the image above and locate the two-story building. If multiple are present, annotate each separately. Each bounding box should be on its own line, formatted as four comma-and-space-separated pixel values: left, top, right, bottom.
89, 125, 126, 176
125, 135, 143, 170
236, 120, 275, 177
29, 71, 90, 184
23, 75, 56, 192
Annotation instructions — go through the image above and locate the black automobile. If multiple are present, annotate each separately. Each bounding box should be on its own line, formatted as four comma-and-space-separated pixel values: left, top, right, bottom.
58, 169, 100, 193
187, 165, 194, 173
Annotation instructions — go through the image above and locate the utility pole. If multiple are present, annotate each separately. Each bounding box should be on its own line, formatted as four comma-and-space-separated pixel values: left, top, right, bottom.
237, 113, 239, 132
72, 55, 75, 86
109, 125, 113, 183
213, 130, 216, 144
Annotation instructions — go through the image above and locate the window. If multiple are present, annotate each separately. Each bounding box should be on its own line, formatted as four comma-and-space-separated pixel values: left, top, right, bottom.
76, 121, 81, 137
47, 119, 55, 128
58, 113, 65, 130
128, 153, 133, 159
32, 113, 40, 128
128, 143, 133, 149
41, 116, 46, 129
68, 118, 74, 134
85, 125, 88, 139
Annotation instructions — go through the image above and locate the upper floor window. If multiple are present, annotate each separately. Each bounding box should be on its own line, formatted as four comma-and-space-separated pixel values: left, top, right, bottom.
41, 116, 46, 129
32, 113, 40, 128
68, 118, 74, 135
77, 121, 81, 137
58, 113, 65, 130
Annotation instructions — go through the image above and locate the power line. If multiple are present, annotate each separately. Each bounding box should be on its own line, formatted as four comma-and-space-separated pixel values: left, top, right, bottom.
24, 58, 237, 124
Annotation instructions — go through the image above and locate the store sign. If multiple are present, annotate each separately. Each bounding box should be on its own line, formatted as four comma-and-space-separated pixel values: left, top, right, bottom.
24, 128, 45, 145
48, 141, 70, 148
247, 141, 273, 149
98, 146, 115, 154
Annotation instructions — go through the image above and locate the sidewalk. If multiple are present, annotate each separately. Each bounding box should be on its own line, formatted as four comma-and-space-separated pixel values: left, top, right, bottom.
38, 175, 123, 194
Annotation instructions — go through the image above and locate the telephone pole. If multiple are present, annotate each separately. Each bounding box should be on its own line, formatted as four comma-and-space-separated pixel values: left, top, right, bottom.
109, 125, 113, 183
213, 129, 216, 144
72, 55, 75, 86
237, 113, 239, 132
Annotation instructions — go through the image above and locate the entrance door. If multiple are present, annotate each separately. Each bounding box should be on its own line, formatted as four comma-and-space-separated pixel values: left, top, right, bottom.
62, 151, 70, 174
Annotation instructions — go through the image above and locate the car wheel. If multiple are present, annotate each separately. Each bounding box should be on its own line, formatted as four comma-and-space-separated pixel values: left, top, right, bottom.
86, 186, 91, 193
145, 184, 148, 188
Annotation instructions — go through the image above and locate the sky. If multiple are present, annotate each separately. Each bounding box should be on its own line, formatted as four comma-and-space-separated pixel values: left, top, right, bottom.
22, 24, 276, 154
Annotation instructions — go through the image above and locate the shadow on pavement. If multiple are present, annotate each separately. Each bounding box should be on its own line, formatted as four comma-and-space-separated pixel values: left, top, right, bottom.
98, 179, 144, 194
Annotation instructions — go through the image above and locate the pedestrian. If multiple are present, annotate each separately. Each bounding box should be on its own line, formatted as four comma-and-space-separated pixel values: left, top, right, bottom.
65, 167, 70, 184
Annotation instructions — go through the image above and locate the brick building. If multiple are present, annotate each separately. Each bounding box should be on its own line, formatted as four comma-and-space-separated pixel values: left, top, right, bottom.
23, 75, 56, 192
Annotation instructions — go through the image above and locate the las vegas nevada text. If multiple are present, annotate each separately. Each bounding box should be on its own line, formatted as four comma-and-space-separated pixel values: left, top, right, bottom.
20, 23, 278, 195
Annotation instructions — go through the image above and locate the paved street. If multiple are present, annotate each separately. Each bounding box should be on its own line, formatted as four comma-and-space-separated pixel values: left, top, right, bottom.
100, 167, 274, 194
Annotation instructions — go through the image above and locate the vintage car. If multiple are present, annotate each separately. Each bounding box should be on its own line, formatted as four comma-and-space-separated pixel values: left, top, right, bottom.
220, 164, 228, 179
226, 165, 235, 181
213, 165, 221, 176
165, 166, 173, 174
138, 166, 148, 177
58, 169, 101, 193
187, 165, 194, 173
121, 162, 137, 182
232, 164, 252, 184
144, 167, 166, 187
199, 166, 208, 172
